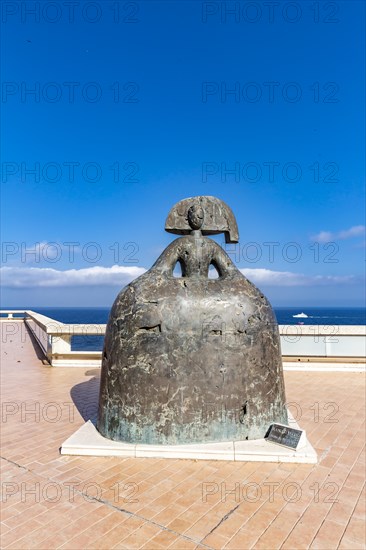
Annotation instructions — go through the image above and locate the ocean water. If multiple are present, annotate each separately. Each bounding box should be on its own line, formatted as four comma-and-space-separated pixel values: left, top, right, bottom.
3, 306, 365, 351
274, 307, 366, 326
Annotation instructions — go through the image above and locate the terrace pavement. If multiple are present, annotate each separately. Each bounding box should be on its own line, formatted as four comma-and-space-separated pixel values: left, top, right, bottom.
0, 321, 365, 549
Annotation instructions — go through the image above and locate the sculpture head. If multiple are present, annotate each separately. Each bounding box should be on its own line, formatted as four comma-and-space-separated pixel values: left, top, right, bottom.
165, 195, 239, 243
187, 204, 204, 230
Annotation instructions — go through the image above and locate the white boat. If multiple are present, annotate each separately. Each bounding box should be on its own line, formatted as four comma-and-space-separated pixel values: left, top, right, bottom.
293, 312, 308, 318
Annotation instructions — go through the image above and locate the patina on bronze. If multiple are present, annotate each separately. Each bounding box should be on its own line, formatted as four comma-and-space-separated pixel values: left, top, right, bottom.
97, 196, 288, 445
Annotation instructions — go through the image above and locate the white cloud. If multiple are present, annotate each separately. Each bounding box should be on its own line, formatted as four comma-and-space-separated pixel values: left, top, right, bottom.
311, 225, 365, 243
311, 231, 333, 243
0, 265, 358, 289
338, 225, 365, 239
240, 268, 356, 287
0, 265, 146, 288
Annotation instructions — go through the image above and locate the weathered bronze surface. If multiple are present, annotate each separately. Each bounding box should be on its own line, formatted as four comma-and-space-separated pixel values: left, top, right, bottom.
97, 196, 288, 445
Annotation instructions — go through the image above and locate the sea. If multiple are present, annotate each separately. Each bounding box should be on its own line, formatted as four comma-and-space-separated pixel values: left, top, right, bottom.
3, 306, 365, 352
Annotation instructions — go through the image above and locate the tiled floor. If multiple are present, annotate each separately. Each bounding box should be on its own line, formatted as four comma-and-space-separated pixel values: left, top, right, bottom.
1, 321, 365, 549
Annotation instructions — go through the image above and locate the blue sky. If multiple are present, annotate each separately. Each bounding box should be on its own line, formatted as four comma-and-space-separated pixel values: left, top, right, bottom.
1, 0, 365, 307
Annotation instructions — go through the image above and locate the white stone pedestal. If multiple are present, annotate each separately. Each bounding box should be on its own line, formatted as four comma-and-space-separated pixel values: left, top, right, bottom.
61, 411, 317, 464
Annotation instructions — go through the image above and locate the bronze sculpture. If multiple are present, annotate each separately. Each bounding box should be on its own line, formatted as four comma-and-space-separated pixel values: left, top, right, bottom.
97, 196, 288, 445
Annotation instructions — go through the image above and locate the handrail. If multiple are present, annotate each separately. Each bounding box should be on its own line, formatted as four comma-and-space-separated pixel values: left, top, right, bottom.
1, 310, 106, 334
278, 324, 365, 336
